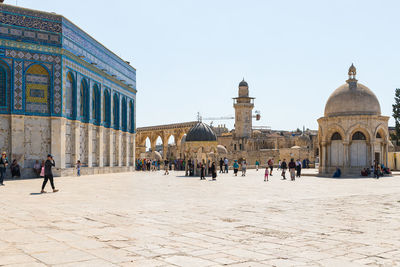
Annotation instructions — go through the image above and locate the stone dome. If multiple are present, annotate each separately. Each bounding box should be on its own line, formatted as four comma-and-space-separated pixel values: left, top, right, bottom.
324, 66, 381, 117
217, 145, 228, 154
186, 122, 217, 142
324, 82, 381, 117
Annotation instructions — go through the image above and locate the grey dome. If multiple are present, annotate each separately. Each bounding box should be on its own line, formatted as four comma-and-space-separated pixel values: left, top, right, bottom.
324, 82, 381, 117
239, 79, 248, 87
186, 122, 217, 142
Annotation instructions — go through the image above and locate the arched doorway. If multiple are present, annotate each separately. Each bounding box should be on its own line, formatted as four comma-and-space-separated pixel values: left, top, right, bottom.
330, 132, 343, 167
350, 131, 367, 167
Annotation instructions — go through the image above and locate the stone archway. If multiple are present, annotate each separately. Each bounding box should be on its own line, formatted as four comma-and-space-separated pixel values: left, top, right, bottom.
135, 121, 197, 160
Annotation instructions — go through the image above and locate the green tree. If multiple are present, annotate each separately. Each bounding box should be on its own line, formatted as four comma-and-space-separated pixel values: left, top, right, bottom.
392, 88, 400, 145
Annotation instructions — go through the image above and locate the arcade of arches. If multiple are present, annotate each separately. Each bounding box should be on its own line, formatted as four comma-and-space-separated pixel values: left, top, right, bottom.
135, 121, 197, 160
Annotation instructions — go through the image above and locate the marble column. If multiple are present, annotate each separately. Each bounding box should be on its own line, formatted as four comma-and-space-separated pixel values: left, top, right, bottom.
109, 130, 114, 167
51, 117, 66, 169
117, 131, 122, 167
343, 141, 349, 168
10, 115, 25, 167
98, 127, 104, 167
87, 124, 93, 168
73, 121, 80, 166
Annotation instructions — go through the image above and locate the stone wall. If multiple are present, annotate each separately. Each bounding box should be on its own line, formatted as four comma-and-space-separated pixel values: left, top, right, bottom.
0, 115, 10, 155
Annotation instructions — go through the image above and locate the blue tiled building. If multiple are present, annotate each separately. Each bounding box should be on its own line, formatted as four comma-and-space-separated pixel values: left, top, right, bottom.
0, 3, 137, 176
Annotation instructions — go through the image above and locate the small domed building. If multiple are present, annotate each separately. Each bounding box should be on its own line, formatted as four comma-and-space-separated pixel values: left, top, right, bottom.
183, 122, 218, 175
318, 64, 390, 176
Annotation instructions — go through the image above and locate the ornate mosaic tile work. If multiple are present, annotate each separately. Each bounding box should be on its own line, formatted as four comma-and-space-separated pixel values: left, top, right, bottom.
1, 5, 62, 23
25, 65, 49, 113
0, 8, 62, 33
6, 49, 62, 114
0, 25, 61, 46
62, 20, 135, 87
13, 60, 23, 110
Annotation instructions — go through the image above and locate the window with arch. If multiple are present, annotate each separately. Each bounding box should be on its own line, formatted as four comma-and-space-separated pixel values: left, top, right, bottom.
352, 131, 366, 140
65, 72, 75, 118
121, 97, 127, 131
25, 64, 50, 114
376, 132, 382, 138
80, 79, 89, 122
0, 64, 7, 107
129, 100, 134, 133
331, 132, 342, 140
92, 84, 100, 124
113, 93, 120, 129
103, 89, 111, 127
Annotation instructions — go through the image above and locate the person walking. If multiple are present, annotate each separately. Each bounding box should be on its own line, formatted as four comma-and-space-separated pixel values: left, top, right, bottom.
224, 158, 229, 173
233, 160, 239, 176
0, 152, 8, 186
296, 159, 302, 178
219, 158, 224, 173
41, 154, 59, 193
264, 167, 269, 182
281, 159, 287, 180
255, 160, 260, 171
268, 158, 274, 176
289, 159, 296, 181
278, 160, 281, 170
200, 163, 206, 180
76, 160, 81, 176
241, 160, 247, 176
164, 159, 169, 175
211, 162, 217, 180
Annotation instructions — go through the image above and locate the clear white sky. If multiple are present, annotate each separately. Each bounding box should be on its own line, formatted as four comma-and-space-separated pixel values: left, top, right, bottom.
14, 0, 400, 130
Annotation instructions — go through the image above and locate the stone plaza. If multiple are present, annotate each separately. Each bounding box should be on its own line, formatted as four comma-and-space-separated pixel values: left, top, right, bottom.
1, 170, 400, 266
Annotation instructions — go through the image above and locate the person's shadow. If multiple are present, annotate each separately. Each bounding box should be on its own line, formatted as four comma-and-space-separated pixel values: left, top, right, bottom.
29, 193, 42, 195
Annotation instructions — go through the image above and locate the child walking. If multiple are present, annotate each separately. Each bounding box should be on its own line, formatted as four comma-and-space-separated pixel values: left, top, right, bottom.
264, 167, 269, 182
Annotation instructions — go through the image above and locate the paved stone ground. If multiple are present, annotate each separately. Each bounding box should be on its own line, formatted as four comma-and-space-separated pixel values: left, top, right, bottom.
1, 169, 400, 266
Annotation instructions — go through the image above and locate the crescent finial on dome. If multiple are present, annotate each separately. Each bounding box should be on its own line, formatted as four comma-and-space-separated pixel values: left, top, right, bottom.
348, 63, 356, 76
346, 63, 357, 87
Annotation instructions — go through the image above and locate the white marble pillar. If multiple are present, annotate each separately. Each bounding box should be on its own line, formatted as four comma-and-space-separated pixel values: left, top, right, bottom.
10, 115, 25, 167
51, 117, 66, 169
109, 130, 114, 167
87, 124, 93, 168
98, 127, 104, 167
117, 131, 122, 167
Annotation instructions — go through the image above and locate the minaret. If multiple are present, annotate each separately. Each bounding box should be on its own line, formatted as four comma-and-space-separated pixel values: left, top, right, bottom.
233, 79, 254, 138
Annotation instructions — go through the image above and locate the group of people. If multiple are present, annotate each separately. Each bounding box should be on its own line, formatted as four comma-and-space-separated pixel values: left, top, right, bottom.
0, 152, 22, 185
136, 158, 188, 172
263, 158, 303, 181
0, 152, 58, 193
361, 162, 391, 179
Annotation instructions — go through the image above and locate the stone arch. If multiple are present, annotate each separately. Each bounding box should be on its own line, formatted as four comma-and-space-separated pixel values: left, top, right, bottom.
324, 123, 346, 143
347, 124, 372, 143
80, 78, 89, 122
25, 64, 50, 114
374, 124, 389, 141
